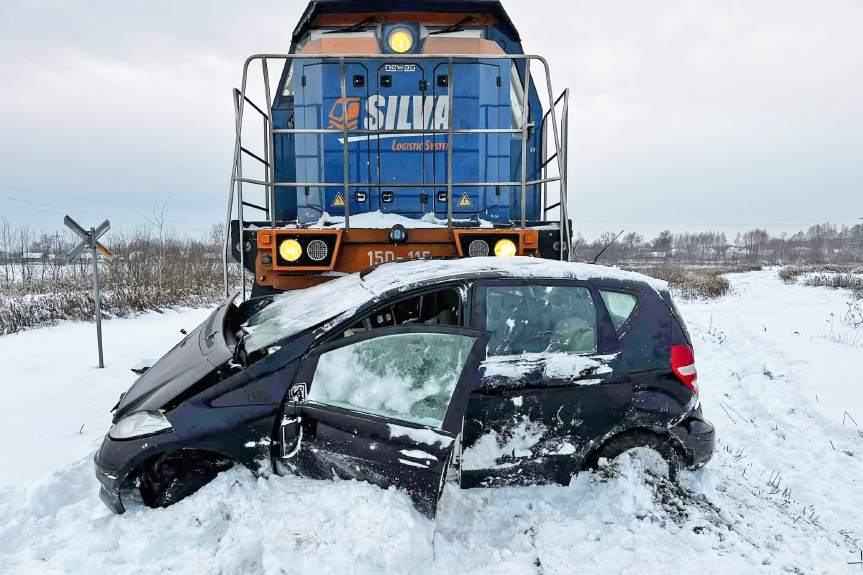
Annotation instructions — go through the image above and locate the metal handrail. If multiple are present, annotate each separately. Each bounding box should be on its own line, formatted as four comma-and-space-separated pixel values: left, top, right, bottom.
541, 88, 571, 261
224, 53, 571, 297
273, 127, 526, 135
233, 177, 562, 188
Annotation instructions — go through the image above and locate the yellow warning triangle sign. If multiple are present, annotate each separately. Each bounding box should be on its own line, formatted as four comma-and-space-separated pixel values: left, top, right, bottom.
331, 193, 346, 208
457, 192, 473, 207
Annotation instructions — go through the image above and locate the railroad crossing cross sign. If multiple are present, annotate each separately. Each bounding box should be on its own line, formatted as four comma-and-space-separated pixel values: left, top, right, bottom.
65, 216, 113, 264
64, 215, 113, 368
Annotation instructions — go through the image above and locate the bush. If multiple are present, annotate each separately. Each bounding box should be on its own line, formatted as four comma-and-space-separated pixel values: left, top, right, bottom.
778, 264, 863, 295
0, 229, 234, 336
779, 266, 804, 283
779, 263, 863, 284
804, 273, 863, 295
620, 264, 733, 300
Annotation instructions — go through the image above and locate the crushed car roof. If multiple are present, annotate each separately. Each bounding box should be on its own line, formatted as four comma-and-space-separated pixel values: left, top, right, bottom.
244, 257, 667, 353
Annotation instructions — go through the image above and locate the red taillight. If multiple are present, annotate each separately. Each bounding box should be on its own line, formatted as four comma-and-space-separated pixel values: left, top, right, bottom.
671, 344, 698, 395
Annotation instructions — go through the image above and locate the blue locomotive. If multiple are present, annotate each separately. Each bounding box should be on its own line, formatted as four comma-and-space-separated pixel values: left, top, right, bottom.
226, 1, 571, 295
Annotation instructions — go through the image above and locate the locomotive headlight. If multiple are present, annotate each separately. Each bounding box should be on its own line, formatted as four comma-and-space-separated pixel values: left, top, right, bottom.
388, 29, 414, 54
279, 239, 303, 262
494, 239, 517, 258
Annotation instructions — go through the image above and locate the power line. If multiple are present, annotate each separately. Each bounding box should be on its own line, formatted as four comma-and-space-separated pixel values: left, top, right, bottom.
0, 197, 146, 225
0, 196, 212, 232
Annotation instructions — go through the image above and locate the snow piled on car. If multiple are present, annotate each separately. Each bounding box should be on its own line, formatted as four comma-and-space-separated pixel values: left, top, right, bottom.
461, 417, 547, 470
244, 257, 667, 353
481, 352, 616, 382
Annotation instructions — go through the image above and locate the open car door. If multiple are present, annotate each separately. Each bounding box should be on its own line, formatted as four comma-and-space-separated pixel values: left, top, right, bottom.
279, 325, 489, 517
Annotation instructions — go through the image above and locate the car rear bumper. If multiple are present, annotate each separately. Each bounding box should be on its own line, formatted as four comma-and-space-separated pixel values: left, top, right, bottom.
671, 411, 716, 469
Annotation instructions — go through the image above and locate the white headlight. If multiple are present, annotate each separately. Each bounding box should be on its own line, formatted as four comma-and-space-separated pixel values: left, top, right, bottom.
108, 411, 173, 440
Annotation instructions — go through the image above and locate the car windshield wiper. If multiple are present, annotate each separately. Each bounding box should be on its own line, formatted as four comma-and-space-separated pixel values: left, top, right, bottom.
324, 16, 377, 34
231, 328, 249, 366
428, 17, 475, 35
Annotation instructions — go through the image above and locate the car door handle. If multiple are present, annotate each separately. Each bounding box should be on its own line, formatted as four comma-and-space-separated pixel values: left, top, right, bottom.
280, 416, 303, 459
572, 373, 612, 384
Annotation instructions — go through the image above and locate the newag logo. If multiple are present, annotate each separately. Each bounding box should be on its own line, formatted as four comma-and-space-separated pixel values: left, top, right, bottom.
329, 95, 450, 142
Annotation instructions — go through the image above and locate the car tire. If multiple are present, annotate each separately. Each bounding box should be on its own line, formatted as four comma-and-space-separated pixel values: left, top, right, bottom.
587, 431, 681, 482
139, 452, 233, 509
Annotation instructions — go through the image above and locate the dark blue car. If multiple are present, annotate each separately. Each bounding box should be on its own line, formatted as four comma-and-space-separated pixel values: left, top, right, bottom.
95, 258, 714, 517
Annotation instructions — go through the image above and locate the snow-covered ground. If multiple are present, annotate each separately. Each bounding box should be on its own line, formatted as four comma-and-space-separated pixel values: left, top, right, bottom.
0, 307, 215, 485
1, 269, 862, 574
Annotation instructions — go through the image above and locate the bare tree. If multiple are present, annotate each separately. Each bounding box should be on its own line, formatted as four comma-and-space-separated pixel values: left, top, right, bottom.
142, 197, 173, 292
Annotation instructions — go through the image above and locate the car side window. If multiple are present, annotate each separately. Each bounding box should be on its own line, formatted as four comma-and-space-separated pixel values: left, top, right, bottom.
340, 287, 461, 339
599, 291, 638, 331
308, 332, 476, 427
485, 284, 598, 356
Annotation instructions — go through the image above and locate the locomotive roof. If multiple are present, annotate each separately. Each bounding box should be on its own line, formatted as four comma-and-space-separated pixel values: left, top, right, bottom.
293, 0, 520, 44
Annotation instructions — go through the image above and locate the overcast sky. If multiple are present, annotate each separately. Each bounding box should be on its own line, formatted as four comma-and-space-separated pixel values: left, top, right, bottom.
1, 0, 861, 240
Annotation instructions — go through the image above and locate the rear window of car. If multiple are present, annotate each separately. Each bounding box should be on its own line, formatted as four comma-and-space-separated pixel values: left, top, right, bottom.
599, 291, 638, 331
485, 284, 598, 356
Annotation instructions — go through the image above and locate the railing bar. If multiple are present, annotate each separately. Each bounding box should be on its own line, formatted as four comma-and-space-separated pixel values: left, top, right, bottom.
545, 202, 561, 211
263, 116, 271, 217
561, 89, 572, 261
541, 153, 558, 169
542, 114, 549, 215
242, 201, 268, 212
233, 177, 561, 188
520, 59, 531, 229
242, 96, 269, 120
339, 57, 350, 231
446, 57, 454, 228
242, 53, 571, 61
540, 90, 568, 125
273, 128, 523, 135
240, 146, 270, 166
224, 88, 246, 298
236, 106, 246, 302
262, 58, 274, 228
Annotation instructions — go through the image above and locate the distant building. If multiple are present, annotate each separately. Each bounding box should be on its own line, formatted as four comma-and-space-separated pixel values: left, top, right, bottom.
21, 252, 46, 263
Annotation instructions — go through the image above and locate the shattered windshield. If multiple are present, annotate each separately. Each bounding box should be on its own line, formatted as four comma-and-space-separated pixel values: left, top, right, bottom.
244, 274, 373, 353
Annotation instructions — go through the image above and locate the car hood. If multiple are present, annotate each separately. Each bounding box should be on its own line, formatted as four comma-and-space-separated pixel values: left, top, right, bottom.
113, 295, 237, 421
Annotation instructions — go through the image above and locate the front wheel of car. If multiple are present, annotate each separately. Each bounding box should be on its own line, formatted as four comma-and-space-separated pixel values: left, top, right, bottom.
586, 431, 681, 482
139, 452, 233, 509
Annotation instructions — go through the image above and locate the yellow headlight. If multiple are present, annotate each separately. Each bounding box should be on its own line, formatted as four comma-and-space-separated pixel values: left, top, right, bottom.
279, 239, 303, 262
494, 239, 517, 258
388, 29, 414, 54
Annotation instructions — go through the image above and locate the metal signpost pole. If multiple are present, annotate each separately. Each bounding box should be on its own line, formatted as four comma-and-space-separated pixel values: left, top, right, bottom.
91, 228, 104, 369
65, 216, 113, 369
